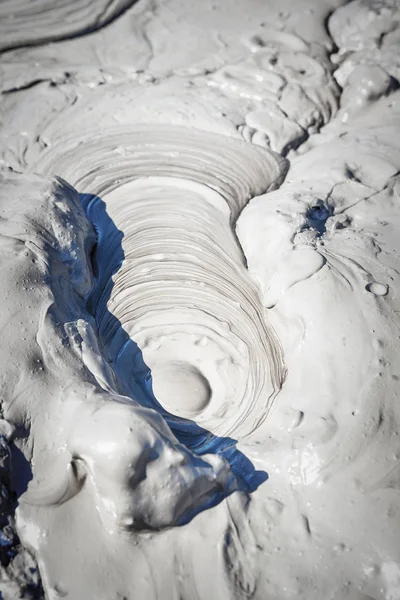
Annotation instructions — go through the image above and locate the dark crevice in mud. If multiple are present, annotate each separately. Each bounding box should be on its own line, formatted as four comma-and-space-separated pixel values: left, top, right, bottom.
88, 225, 99, 281
0, 434, 44, 599
388, 75, 400, 93
0, 0, 139, 55
321, 5, 341, 59
0, 522, 44, 600
2, 80, 50, 95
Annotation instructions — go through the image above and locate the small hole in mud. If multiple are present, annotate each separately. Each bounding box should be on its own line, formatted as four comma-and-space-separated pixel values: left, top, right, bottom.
305, 201, 333, 236
251, 35, 266, 47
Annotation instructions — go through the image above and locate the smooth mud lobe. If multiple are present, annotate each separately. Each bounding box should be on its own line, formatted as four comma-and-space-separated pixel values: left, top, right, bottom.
1, 0, 400, 599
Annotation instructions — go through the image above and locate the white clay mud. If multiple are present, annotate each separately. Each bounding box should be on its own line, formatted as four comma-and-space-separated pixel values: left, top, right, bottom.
0, 1, 400, 599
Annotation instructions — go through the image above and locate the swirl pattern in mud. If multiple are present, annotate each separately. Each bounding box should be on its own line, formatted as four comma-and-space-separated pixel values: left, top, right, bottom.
58, 127, 288, 441
1, 1, 400, 600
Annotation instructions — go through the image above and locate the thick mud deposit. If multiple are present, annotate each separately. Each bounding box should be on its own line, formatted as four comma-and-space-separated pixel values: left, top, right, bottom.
1, 1, 400, 599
